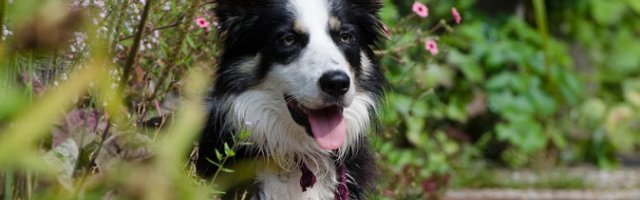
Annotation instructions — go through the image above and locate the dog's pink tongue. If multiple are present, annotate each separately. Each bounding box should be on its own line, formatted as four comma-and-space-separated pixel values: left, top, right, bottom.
308, 107, 346, 150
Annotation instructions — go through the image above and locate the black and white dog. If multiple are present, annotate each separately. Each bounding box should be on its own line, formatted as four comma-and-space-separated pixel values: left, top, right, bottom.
196, 0, 385, 199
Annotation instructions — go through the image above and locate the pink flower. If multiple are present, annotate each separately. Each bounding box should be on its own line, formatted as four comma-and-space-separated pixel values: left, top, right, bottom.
451, 7, 462, 24
425, 39, 439, 55
412, 2, 429, 18
195, 17, 210, 29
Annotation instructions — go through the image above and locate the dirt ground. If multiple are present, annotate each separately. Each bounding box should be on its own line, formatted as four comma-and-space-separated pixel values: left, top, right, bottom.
445, 189, 640, 200
444, 167, 640, 200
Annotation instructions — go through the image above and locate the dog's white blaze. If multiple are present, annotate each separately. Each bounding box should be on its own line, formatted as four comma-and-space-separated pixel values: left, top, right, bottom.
277, 0, 356, 108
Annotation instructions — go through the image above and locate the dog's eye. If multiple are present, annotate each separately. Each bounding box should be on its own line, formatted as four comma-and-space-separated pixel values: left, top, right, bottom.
279, 35, 297, 47
339, 32, 355, 43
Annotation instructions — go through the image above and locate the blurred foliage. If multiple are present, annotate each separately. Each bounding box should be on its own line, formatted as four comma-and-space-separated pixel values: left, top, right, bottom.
376, 0, 640, 198
0, 0, 639, 199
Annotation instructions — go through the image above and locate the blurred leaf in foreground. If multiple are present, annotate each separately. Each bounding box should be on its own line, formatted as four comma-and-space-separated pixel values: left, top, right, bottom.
42, 138, 79, 191
0, 62, 108, 170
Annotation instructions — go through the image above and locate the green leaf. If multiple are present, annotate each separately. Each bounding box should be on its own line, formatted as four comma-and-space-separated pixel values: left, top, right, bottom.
427, 152, 449, 174
224, 143, 236, 157
591, 0, 627, 25
527, 52, 546, 74
215, 149, 223, 161
486, 72, 516, 91
238, 129, 251, 141
487, 91, 535, 116
526, 80, 557, 116
548, 126, 567, 149
411, 99, 429, 118
436, 132, 459, 155
446, 98, 468, 122
220, 168, 235, 173
406, 116, 426, 146
389, 93, 412, 116
607, 30, 640, 76
460, 63, 484, 83
624, 79, 640, 107
424, 64, 454, 88
557, 68, 583, 104
496, 119, 546, 153
42, 139, 79, 190
380, 0, 399, 26
581, 98, 607, 124
449, 50, 484, 82
0, 84, 29, 120
626, 0, 640, 14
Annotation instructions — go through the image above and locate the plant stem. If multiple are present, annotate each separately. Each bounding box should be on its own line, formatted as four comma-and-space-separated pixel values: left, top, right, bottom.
533, 0, 549, 68
120, 0, 154, 91
26, 173, 32, 200
533, 0, 558, 94
110, 0, 130, 52
0, 0, 6, 41
4, 171, 13, 200
119, 19, 182, 41
211, 157, 229, 184
76, 119, 111, 192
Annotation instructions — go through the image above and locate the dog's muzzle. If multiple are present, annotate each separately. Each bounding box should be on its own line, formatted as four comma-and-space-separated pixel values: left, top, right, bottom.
285, 95, 347, 150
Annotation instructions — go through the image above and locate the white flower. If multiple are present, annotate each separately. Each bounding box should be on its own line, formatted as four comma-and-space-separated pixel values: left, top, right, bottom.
162, 2, 171, 11
2, 25, 13, 39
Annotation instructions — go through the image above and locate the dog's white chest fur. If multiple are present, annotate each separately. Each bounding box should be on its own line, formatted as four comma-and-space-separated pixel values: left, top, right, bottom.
254, 161, 338, 200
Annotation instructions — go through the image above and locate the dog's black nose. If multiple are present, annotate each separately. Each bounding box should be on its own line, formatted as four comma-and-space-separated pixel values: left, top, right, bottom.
319, 71, 350, 97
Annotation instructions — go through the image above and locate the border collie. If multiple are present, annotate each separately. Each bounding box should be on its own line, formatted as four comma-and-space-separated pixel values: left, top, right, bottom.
196, 0, 385, 199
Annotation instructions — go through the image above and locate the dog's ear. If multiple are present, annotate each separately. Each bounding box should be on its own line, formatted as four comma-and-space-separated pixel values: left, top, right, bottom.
213, 0, 258, 32
346, 0, 383, 15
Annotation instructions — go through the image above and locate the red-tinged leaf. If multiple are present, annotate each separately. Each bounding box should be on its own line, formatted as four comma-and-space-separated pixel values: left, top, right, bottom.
94, 133, 153, 172
52, 109, 107, 148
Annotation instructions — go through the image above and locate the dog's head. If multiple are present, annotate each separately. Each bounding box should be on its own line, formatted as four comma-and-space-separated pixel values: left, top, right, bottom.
213, 0, 385, 155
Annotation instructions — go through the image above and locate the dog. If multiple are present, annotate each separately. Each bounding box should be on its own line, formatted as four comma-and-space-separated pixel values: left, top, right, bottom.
196, 0, 386, 199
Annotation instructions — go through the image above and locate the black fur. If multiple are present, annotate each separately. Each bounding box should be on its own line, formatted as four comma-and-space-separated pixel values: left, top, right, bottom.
340, 139, 379, 199
197, 0, 385, 199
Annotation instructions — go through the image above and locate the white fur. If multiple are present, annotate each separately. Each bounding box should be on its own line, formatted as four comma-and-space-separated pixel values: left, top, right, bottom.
253, 159, 338, 200
360, 51, 374, 79
238, 54, 262, 74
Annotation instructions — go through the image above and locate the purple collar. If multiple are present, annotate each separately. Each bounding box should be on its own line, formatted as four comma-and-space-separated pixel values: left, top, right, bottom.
299, 162, 349, 200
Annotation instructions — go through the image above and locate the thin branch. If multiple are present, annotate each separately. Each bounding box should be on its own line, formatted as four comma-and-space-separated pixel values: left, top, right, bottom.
0, 0, 6, 41
75, 119, 111, 194
109, 0, 130, 52
120, 0, 154, 91
119, 17, 183, 42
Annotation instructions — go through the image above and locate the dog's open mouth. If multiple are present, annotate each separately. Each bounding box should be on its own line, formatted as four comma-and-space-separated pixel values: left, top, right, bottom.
285, 95, 346, 150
